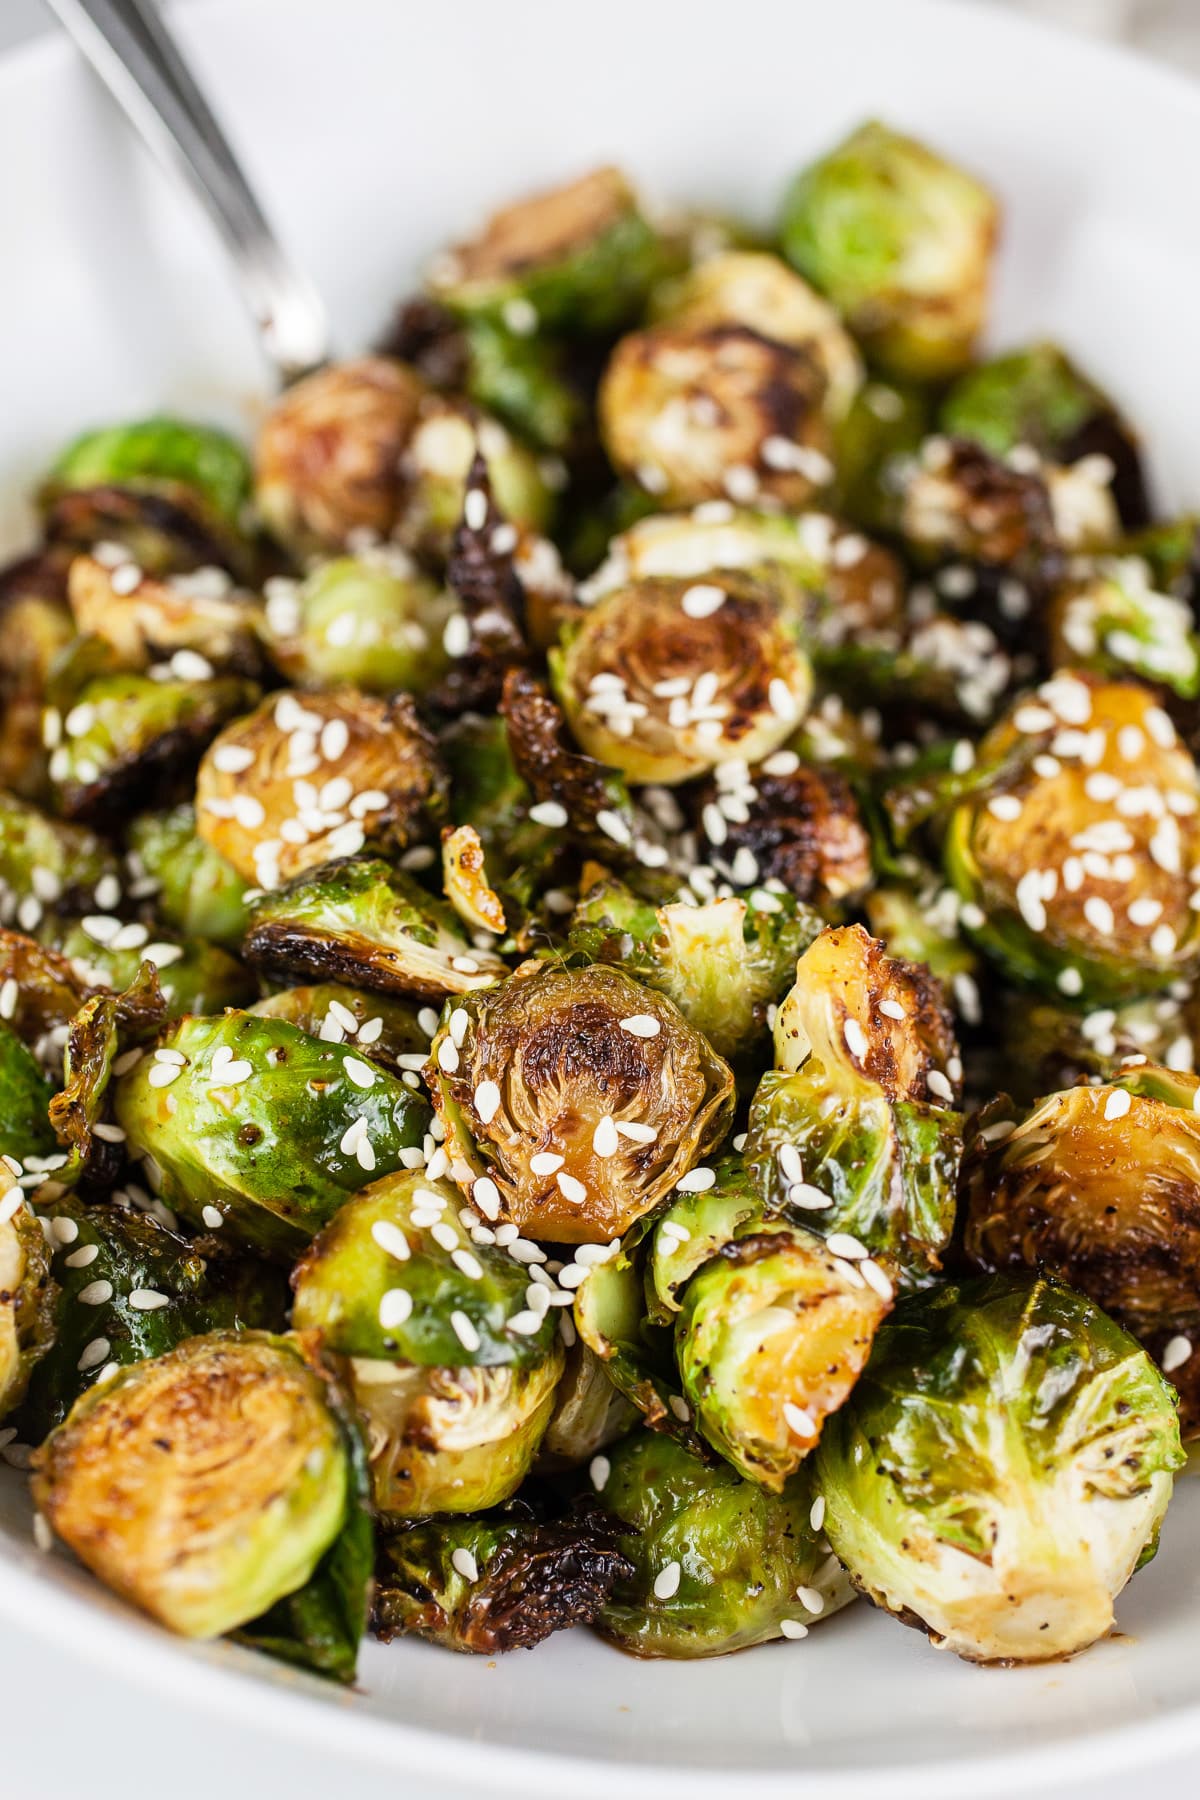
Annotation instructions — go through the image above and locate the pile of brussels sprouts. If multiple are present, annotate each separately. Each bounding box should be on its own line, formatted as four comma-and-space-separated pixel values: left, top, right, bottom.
3, 118, 1199, 1685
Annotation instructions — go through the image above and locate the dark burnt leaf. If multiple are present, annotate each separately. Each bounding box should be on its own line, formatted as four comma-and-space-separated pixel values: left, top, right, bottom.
700, 759, 872, 908
430, 454, 531, 715
501, 667, 639, 865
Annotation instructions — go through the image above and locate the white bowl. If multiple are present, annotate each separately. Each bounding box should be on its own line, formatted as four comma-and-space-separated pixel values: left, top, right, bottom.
4, 1, 1200, 1793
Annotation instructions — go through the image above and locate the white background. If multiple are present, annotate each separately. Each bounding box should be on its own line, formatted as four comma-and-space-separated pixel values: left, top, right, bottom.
3, 1, 1200, 1795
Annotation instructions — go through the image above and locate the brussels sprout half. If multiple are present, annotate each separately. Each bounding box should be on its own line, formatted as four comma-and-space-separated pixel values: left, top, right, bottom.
260, 552, 457, 695
113, 1011, 430, 1259
428, 165, 666, 335
0, 1024, 55, 1168
428, 961, 735, 1244
242, 855, 509, 1000
815, 1274, 1184, 1663
944, 675, 1200, 1000
195, 688, 446, 891
0, 1174, 55, 1423
746, 924, 962, 1285
551, 573, 813, 786
67, 555, 264, 677
899, 435, 1118, 571
32, 1332, 356, 1642
599, 323, 834, 511
780, 120, 998, 380
374, 1506, 634, 1653
593, 1430, 854, 1657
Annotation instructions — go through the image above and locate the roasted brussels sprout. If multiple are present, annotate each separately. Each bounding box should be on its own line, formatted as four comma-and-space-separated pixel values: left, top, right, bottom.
943, 675, 1200, 999
32, 1332, 359, 1641
46, 669, 257, 826
249, 982, 430, 1068
899, 434, 1118, 570
20, 1195, 287, 1439
428, 961, 735, 1244
992, 985, 1192, 1102
374, 1506, 633, 1652
552, 573, 813, 785
393, 394, 554, 561
500, 668, 643, 868
195, 689, 446, 891
569, 875, 821, 1064
40, 416, 254, 575
832, 377, 930, 532
44, 961, 166, 1187
126, 804, 249, 948
457, 315, 589, 455
428, 165, 665, 335
1047, 555, 1200, 698
0, 790, 119, 926
242, 855, 508, 999
0, 551, 75, 799
260, 552, 456, 694
113, 1011, 429, 1258
864, 882, 982, 1005
815, 1274, 1183, 1662
537, 1341, 639, 1472
0, 927, 93, 1052
962, 1063, 1200, 1424
599, 323, 834, 510
0, 1173, 55, 1423
40, 916, 253, 1023
696, 756, 873, 907
939, 341, 1149, 528
780, 120, 998, 379
592, 1430, 854, 1656
67, 554, 263, 675
746, 924, 962, 1284
0, 1025, 55, 1166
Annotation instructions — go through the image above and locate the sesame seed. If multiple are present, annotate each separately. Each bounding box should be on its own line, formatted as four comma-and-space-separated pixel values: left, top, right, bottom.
843, 1019, 868, 1060
589, 1455, 611, 1492
619, 1015, 661, 1038
451, 1310, 481, 1352
593, 1115, 619, 1158
789, 1182, 833, 1210
443, 614, 471, 657
779, 1620, 809, 1640
1084, 896, 1115, 936
557, 1171, 588, 1204
77, 1279, 113, 1306
927, 1069, 954, 1103
783, 1401, 816, 1436
676, 1166, 715, 1193
77, 1337, 111, 1372
51, 1216, 79, 1245
616, 1120, 658, 1144
474, 1080, 502, 1124
878, 999, 906, 1021
507, 1309, 544, 1335
201, 1206, 224, 1229
988, 795, 1022, 822
472, 1176, 501, 1220
826, 1232, 868, 1260
809, 1495, 826, 1532
529, 800, 568, 827
653, 1561, 682, 1600
451, 1545, 479, 1583
1163, 1335, 1192, 1373
1152, 923, 1178, 957
530, 1152, 565, 1177
128, 1290, 169, 1310
681, 583, 726, 619
371, 1219, 411, 1262
596, 808, 633, 847
437, 1039, 460, 1074
795, 1584, 825, 1614
861, 1259, 894, 1301
778, 1143, 804, 1185
768, 678, 799, 723
431, 1221, 459, 1252
452, 1248, 484, 1281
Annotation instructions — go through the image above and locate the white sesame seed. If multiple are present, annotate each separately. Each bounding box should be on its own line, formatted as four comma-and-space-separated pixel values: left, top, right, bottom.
768, 678, 799, 723
0, 1190, 27, 1227
843, 1019, 869, 1060
1163, 1335, 1193, 1374
530, 1152, 565, 1177
653, 1561, 682, 1600
1102, 1089, 1132, 1122
809, 1495, 826, 1533
778, 1143, 804, 1185
1152, 924, 1179, 958
557, 1172, 588, 1204
200, 1205, 224, 1230
987, 795, 1022, 822
783, 1401, 816, 1436
927, 1069, 954, 1103
861, 1259, 894, 1301
472, 1176, 501, 1221
592, 1115, 619, 1158
507, 1310, 544, 1335
371, 1219, 411, 1262
589, 1454, 611, 1492
619, 1015, 661, 1038
878, 999, 906, 1021
474, 1080, 502, 1124
779, 1619, 809, 1640
789, 1182, 833, 1210
681, 583, 726, 620
443, 613, 471, 657
676, 1166, 715, 1193
826, 1233, 868, 1261
128, 1289, 169, 1311
596, 808, 633, 847
437, 1038, 460, 1074
529, 800, 568, 828
451, 1545, 479, 1583
147, 1062, 182, 1088
77, 1337, 111, 1372
431, 1222, 459, 1252
451, 1310, 481, 1352
51, 1216, 79, 1245
795, 1584, 825, 1614
1084, 896, 1115, 936
452, 1248, 484, 1281
506, 1238, 547, 1265
77, 1279, 113, 1306
616, 1120, 658, 1144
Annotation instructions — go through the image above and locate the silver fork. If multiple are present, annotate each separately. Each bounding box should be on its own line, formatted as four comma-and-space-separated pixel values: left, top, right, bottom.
44, 0, 330, 385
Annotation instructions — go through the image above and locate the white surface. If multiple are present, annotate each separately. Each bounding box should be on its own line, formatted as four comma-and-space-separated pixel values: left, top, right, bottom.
5, 1, 1200, 1796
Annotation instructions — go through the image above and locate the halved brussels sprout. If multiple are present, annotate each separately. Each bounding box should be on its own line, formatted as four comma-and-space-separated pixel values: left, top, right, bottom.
344, 1353, 562, 1519
113, 1011, 429, 1258
993, 985, 1192, 1103
1048, 556, 1200, 698
537, 1341, 639, 1472
127, 804, 248, 948
40, 416, 254, 575
568, 874, 821, 1064
939, 341, 1149, 528
250, 983, 430, 1069
962, 1063, 1200, 1426
815, 1274, 1184, 1663
0, 790, 119, 925
398, 395, 554, 562
651, 250, 864, 419
242, 855, 509, 999
21, 1194, 288, 1440
593, 1430, 854, 1657
780, 120, 998, 380
0, 1173, 55, 1423
697, 757, 873, 908
427, 452, 532, 717
428, 165, 665, 335
32, 1331, 353, 1640
0, 927, 93, 1051
374, 1506, 633, 1653
746, 924, 962, 1284
0, 1024, 55, 1166
428, 961, 735, 1244
944, 675, 1200, 999
46, 669, 258, 826
67, 554, 264, 676
195, 689, 446, 890
599, 323, 834, 510
0, 551, 75, 799
260, 552, 456, 694
551, 574, 813, 785
899, 435, 1118, 569
291, 1171, 558, 1369
41, 917, 254, 1022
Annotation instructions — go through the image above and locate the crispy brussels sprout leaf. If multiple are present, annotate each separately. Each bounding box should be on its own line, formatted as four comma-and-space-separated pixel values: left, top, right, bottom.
442, 825, 506, 936
243, 855, 509, 1000
33, 1332, 352, 1641
815, 1274, 1184, 1662
373, 1505, 633, 1653
0, 928, 94, 1050
428, 961, 735, 1244
113, 1011, 429, 1259
67, 555, 264, 677
593, 1431, 854, 1657
500, 668, 641, 865
49, 962, 166, 1186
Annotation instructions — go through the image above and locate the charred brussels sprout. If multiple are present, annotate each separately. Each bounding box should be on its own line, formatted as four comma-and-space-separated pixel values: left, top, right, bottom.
0, 790, 119, 923
780, 120, 998, 380
746, 925, 962, 1285
552, 574, 813, 785
66, 555, 263, 676
260, 552, 456, 694
599, 323, 834, 510
242, 855, 508, 999
374, 1507, 633, 1653
592, 1431, 854, 1657
428, 961, 735, 1244
45, 670, 257, 826
962, 1063, 1200, 1426
33, 1332, 357, 1641
126, 804, 249, 948
944, 675, 1200, 999
1047, 556, 1200, 698
428, 165, 665, 335
815, 1275, 1183, 1662
696, 756, 873, 909
195, 689, 446, 890
113, 1011, 429, 1258
0, 1176, 55, 1423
